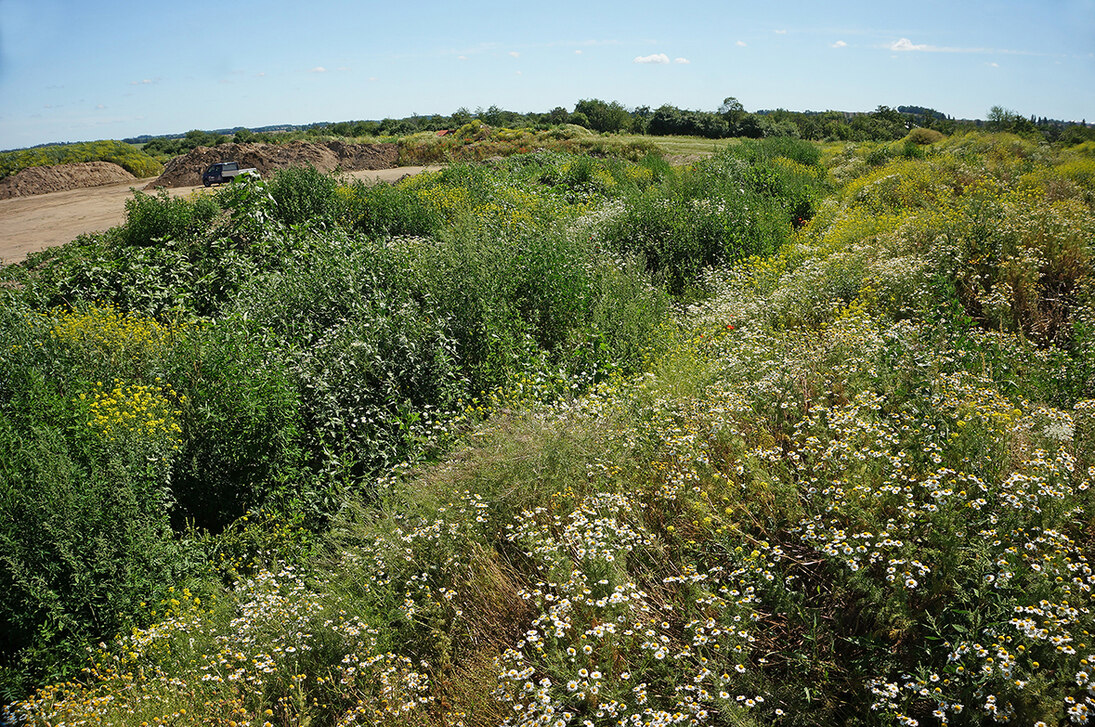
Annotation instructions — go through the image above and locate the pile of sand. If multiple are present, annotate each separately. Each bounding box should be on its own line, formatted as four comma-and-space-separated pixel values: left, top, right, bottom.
0, 161, 138, 199
146, 141, 399, 188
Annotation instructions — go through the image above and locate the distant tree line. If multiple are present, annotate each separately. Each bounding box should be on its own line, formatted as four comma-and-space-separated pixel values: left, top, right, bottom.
140, 127, 306, 157
127, 99, 1095, 160
306, 98, 1095, 145
141, 129, 229, 156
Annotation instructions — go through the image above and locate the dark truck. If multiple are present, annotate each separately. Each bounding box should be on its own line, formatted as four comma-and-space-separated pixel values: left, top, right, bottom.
201, 161, 259, 186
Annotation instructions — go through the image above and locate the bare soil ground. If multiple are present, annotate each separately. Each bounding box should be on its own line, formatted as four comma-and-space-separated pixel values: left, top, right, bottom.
0, 167, 440, 264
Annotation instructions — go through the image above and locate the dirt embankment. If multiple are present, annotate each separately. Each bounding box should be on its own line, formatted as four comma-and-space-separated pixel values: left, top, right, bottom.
146, 141, 399, 188
0, 161, 137, 200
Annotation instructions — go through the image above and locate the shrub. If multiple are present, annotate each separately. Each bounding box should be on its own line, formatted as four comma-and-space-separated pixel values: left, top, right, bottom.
337, 177, 443, 237
0, 420, 184, 699
727, 135, 823, 168
906, 127, 946, 145
231, 234, 463, 489
119, 189, 220, 247
600, 187, 787, 294
0, 303, 189, 699
164, 321, 307, 531
945, 185, 1093, 345
266, 165, 340, 226
596, 143, 825, 293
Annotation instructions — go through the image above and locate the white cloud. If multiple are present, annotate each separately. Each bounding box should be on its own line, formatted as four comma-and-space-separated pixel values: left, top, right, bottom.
634, 53, 670, 64
890, 38, 929, 52
515, 70, 522, 75
832, 40, 847, 48
509, 51, 520, 58
130, 79, 154, 85
310, 66, 327, 73
887, 37, 1007, 54
96, 104, 105, 109
736, 40, 746, 47
674, 57, 690, 64
988, 61, 999, 67
774, 29, 787, 34
575, 49, 582, 54
457, 55, 467, 61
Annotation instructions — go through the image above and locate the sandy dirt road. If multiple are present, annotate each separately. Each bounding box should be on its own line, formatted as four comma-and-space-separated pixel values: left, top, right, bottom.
0, 166, 440, 265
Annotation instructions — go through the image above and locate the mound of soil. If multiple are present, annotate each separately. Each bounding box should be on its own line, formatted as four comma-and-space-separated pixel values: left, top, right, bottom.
146, 141, 399, 189
0, 161, 137, 200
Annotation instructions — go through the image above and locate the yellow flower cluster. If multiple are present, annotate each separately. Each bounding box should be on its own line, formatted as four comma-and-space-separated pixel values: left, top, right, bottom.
48, 303, 182, 364
81, 378, 183, 447
842, 158, 947, 214
415, 182, 472, 222
623, 164, 654, 185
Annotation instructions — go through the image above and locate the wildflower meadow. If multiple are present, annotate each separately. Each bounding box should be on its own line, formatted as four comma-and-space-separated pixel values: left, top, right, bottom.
1, 132, 1093, 726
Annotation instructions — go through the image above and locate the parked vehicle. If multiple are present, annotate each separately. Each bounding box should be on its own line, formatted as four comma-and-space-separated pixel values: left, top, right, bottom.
202, 161, 259, 186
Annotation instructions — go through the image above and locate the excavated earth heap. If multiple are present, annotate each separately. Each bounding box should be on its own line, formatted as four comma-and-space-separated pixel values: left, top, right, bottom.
0, 161, 137, 199
146, 141, 400, 188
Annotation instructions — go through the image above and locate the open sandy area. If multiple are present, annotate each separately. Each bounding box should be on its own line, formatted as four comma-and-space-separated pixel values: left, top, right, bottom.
0, 166, 440, 265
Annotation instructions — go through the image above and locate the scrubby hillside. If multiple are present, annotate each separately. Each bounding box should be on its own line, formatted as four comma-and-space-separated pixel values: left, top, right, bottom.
0, 140, 162, 182
2, 134, 1094, 726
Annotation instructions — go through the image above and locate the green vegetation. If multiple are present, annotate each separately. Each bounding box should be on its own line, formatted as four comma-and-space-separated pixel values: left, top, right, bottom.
395, 121, 659, 165
140, 129, 231, 159
6, 99, 1089, 186
0, 140, 163, 180
2, 132, 1095, 726
299, 99, 1095, 147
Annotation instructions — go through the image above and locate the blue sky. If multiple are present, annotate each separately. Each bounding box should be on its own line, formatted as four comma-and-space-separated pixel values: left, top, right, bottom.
1, 0, 1092, 149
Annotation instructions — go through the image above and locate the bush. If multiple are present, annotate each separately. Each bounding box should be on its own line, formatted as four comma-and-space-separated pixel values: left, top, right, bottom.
120, 189, 220, 247
727, 135, 823, 168
0, 302, 190, 698
596, 143, 826, 293
906, 127, 946, 145
337, 178, 442, 237
600, 187, 786, 294
0, 420, 184, 698
266, 165, 340, 226
164, 322, 307, 531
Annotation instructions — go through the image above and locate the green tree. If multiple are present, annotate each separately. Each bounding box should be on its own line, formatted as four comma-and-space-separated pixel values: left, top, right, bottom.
573, 99, 630, 133
547, 107, 570, 125
987, 105, 1037, 135
719, 96, 746, 126
450, 107, 474, 126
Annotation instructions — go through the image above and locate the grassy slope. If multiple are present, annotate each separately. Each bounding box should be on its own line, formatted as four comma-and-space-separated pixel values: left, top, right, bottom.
4, 135, 1095, 726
